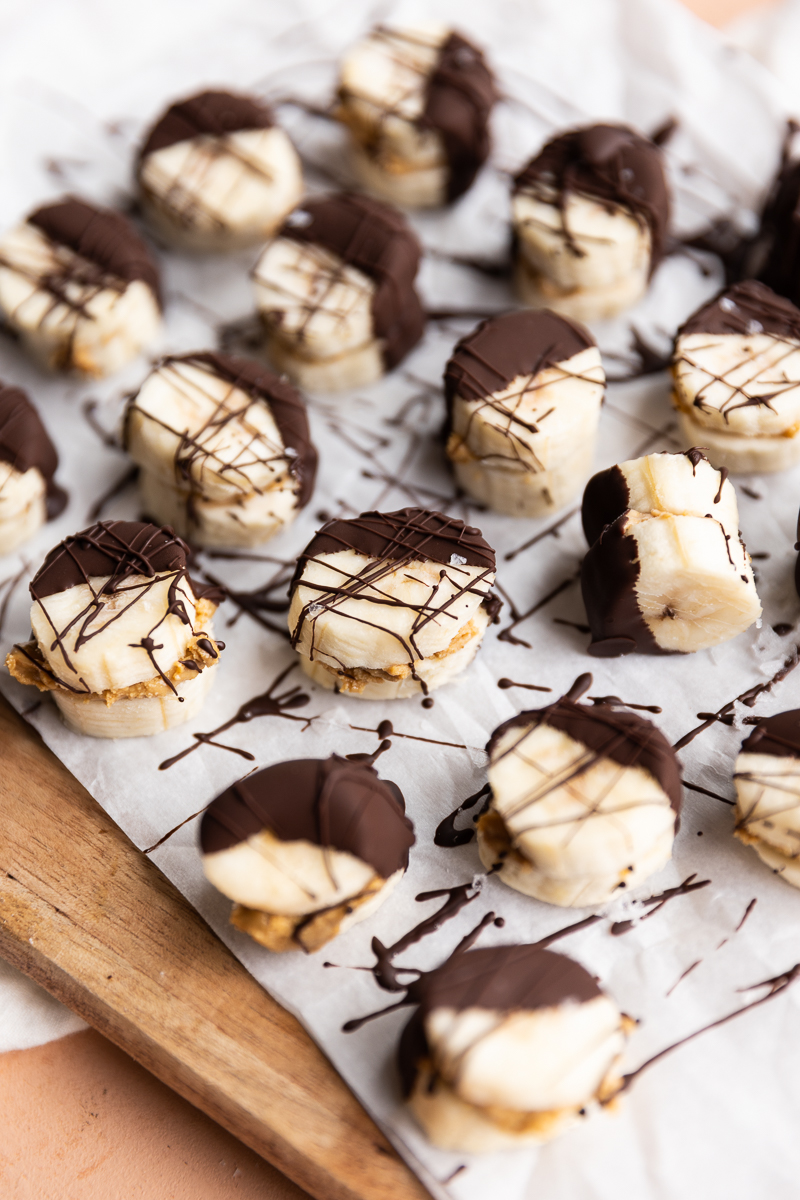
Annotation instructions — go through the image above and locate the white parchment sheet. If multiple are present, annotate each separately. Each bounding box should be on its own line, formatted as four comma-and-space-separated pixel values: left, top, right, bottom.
3, 1, 800, 1197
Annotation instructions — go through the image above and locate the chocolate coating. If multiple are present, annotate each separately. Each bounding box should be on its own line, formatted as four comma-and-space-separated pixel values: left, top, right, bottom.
278, 193, 425, 369
199, 754, 414, 880
514, 124, 670, 274
581, 464, 629, 547
741, 709, 800, 758
30, 520, 220, 603
156, 351, 318, 507
398, 944, 601, 1097
678, 280, 800, 341
444, 309, 595, 412
422, 32, 496, 202
488, 690, 683, 815
28, 197, 161, 306
291, 507, 496, 599
758, 156, 800, 307
139, 89, 273, 161
580, 515, 669, 657
0, 381, 65, 516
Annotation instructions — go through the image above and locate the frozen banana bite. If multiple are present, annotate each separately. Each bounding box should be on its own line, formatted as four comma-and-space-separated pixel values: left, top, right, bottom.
0, 381, 66, 554
478, 675, 682, 908
512, 124, 670, 322
444, 309, 605, 517
734, 710, 800, 887
0, 197, 161, 377
580, 449, 761, 657
137, 89, 303, 251
252, 192, 425, 391
200, 755, 415, 952
288, 507, 499, 699
124, 351, 317, 549
336, 25, 496, 209
672, 281, 800, 473
5, 521, 223, 737
400, 943, 628, 1151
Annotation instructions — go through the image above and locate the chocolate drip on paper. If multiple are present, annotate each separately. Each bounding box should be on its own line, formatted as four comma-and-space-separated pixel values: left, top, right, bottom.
28, 197, 161, 307
740, 708, 800, 758
422, 32, 496, 202
674, 648, 800, 749
199, 754, 414, 881
514, 124, 670, 274
278, 193, 425, 369
609, 874, 710, 936
487, 674, 683, 819
435, 783, 492, 847
139, 90, 273, 161
0, 381, 67, 519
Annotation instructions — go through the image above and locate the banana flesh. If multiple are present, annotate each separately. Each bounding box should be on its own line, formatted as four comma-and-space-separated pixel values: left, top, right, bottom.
734, 750, 800, 888
447, 347, 605, 517
0, 461, 47, 554
139, 126, 303, 251
54, 660, 218, 737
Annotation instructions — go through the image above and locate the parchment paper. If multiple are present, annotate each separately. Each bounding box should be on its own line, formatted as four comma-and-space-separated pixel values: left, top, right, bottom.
2, 2, 800, 1197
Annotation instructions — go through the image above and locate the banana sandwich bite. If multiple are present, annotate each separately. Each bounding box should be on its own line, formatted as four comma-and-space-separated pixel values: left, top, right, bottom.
124, 351, 317, 548
200, 755, 415, 952
444, 309, 605, 517
336, 24, 496, 209
252, 192, 425, 391
672, 281, 800, 473
0, 380, 66, 554
400, 943, 629, 1151
580, 449, 761, 657
478, 676, 682, 908
512, 124, 670, 323
734, 710, 800, 888
137, 89, 303, 251
5, 521, 223, 737
0, 197, 161, 377
288, 507, 499, 699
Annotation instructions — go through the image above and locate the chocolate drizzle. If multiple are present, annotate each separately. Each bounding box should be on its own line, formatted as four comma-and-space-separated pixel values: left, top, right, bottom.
139, 90, 273, 161
200, 754, 414, 882
674, 649, 800, 749
609, 874, 710, 936
0, 381, 66, 518
277, 194, 425, 369
513, 124, 670, 274
421, 32, 496, 202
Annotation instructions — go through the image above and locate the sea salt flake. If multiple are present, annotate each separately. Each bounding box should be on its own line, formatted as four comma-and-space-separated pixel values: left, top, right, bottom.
450, 553, 468, 566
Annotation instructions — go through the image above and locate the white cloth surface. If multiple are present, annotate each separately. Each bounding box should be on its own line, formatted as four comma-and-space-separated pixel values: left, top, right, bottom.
2, 2, 800, 1199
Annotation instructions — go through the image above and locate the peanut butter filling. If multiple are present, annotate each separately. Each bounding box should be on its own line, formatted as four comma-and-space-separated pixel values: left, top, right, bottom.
230, 874, 385, 953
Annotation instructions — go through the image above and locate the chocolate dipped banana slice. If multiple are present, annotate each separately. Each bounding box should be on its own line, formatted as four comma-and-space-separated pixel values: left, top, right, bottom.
444, 309, 605, 517
336, 24, 496, 209
252, 193, 425, 392
400, 943, 629, 1151
512, 124, 669, 323
478, 677, 682, 908
734, 710, 800, 887
0, 381, 66, 554
200, 755, 414, 952
0, 197, 161, 377
5, 521, 223, 737
288, 507, 499, 699
672, 281, 800, 473
125, 351, 317, 549
580, 449, 761, 657
137, 89, 303, 251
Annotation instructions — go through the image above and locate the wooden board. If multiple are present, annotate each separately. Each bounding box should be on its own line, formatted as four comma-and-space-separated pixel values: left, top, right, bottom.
0, 694, 431, 1200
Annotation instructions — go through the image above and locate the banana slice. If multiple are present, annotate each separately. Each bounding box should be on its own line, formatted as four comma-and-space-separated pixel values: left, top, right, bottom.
400, 943, 628, 1152
125, 351, 317, 548
478, 676, 682, 907
580, 449, 760, 656
444, 309, 605, 517
672, 281, 800, 473
288, 507, 499, 699
200, 755, 414, 953
0, 197, 161, 377
512, 124, 669, 323
336, 25, 495, 208
252, 193, 425, 391
0, 380, 66, 553
137, 89, 303, 251
734, 710, 800, 888
5, 520, 223, 738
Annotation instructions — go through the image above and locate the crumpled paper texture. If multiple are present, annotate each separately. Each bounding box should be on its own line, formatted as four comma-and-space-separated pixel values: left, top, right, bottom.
2, 2, 800, 1197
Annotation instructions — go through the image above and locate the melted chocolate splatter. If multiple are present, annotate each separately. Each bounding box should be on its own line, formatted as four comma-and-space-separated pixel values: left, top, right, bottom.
435, 783, 492, 847
503, 507, 579, 562
87, 464, 139, 520
497, 678, 552, 693
674, 649, 800, 749
609, 874, 711, 937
